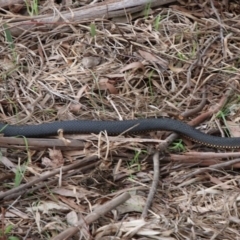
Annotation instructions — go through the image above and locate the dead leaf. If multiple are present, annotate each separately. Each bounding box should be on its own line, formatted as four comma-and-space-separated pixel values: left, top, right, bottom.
58, 195, 85, 212
207, 173, 223, 185
95, 219, 166, 239
82, 56, 101, 68
42, 149, 64, 168
75, 85, 88, 101
105, 73, 125, 79
99, 78, 118, 94
0, 156, 17, 173
0, 209, 29, 219
207, 173, 232, 189
169, 62, 185, 73
116, 195, 145, 214
27, 201, 69, 214
36, 211, 41, 232
9, 4, 24, 13
120, 62, 145, 73
42, 157, 54, 168
226, 120, 240, 137
66, 211, 78, 226
52, 187, 98, 198
69, 103, 82, 113
138, 50, 168, 69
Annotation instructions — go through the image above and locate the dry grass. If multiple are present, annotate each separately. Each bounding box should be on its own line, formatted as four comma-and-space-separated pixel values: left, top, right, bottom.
1, 0, 240, 239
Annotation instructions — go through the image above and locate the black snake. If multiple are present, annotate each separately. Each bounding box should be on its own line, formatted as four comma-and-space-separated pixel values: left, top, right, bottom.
0, 118, 239, 148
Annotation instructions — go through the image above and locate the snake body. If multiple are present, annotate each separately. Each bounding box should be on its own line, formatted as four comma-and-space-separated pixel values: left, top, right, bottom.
0, 118, 239, 148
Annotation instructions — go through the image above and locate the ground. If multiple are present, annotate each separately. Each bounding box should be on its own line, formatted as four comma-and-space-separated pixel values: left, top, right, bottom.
1, 0, 240, 239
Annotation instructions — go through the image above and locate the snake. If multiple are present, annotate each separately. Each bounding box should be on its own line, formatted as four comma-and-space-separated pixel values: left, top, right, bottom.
0, 118, 239, 148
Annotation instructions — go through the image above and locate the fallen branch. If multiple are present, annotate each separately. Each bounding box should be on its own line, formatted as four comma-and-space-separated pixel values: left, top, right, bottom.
51, 192, 131, 240
4, 0, 177, 35
0, 137, 85, 150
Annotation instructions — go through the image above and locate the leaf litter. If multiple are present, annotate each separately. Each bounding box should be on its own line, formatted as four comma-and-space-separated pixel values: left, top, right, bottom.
1, 0, 240, 239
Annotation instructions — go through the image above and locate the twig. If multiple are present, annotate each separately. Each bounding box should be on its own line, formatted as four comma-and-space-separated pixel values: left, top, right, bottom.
210, 0, 225, 57
182, 90, 207, 118
165, 155, 240, 168
180, 158, 240, 181
173, 151, 240, 159
141, 151, 160, 218
51, 192, 131, 240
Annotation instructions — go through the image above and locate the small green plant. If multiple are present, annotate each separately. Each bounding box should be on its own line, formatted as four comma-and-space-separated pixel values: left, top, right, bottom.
90, 23, 96, 37
216, 109, 230, 122
216, 109, 231, 137
154, 15, 161, 31
177, 52, 188, 61
3, 24, 17, 62
191, 40, 197, 58
0, 224, 20, 240
9, 236, 20, 240
170, 139, 185, 152
14, 162, 27, 187
223, 66, 238, 73
129, 150, 147, 171
89, 70, 105, 112
14, 137, 30, 187
25, 0, 39, 16
5, 98, 19, 121
144, 3, 151, 18
0, 124, 9, 134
